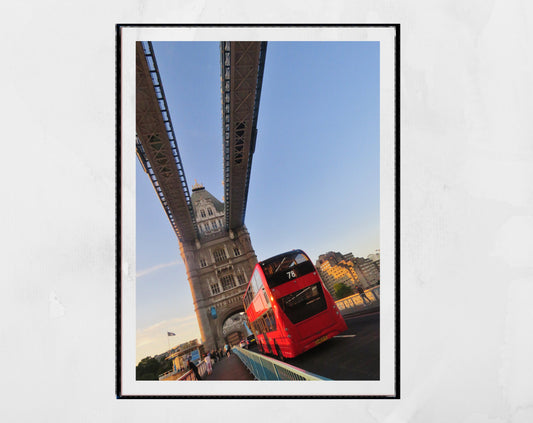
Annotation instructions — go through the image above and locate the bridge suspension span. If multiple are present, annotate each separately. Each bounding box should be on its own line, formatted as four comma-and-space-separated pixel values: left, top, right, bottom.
136, 41, 267, 350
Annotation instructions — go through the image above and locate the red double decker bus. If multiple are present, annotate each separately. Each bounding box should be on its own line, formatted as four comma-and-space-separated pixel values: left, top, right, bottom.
242, 249, 348, 359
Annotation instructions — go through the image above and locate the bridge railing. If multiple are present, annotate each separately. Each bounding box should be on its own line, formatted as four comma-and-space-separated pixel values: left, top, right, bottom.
335, 285, 380, 315
232, 347, 330, 381
176, 361, 207, 381
158, 369, 178, 380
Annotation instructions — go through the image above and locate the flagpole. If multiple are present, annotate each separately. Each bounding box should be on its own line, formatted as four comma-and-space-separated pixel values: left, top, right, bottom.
167, 331, 170, 357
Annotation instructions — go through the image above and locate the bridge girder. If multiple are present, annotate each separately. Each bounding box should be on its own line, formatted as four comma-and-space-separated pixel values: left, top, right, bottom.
136, 41, 266, 242
136, 42, 198, 243
221, 42, 267, 230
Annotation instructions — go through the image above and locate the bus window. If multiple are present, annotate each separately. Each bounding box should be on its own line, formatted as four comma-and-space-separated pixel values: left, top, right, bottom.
243, 289, 253, 310
250, 268, 263, 297
279, 283, 327, 324
259, 316, 267, 334
263, 312, 274, 333
266, 309, 277, 332
262, 255, 315, 288
263, 289, 270, 307
263, 315, 270, 332
262, 251, 310, 277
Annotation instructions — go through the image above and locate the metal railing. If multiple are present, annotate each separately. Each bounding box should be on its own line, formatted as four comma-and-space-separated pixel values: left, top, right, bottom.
158, 369, 178, 380
176, 361, 207, 381
232, 347, 330, 381
335, 285, 380, 314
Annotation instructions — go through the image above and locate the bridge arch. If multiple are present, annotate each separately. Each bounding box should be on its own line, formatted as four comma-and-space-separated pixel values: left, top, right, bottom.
221, 308, 247, 347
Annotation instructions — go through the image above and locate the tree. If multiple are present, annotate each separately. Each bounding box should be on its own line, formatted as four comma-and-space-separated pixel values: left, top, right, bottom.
136, 356, 173, 380
333, 282, 355, 300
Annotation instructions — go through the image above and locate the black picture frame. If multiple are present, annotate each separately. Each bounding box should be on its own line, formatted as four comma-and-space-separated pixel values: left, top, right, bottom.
116, 23, 400, 399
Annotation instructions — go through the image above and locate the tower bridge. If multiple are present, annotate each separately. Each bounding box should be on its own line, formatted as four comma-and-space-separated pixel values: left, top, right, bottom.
136, 41, 267, 350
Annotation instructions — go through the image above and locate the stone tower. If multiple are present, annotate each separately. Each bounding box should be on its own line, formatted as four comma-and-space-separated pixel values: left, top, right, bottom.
179, 182, 257, 350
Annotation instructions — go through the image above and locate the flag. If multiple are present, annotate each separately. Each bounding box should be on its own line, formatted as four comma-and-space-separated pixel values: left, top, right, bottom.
167, 332, 176, 336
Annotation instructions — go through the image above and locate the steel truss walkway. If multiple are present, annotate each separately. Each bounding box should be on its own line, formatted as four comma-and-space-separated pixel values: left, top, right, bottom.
135, 41, 267, 241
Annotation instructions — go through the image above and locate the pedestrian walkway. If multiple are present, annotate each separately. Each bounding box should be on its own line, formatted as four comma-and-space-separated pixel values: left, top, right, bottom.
204, 352, 255, 381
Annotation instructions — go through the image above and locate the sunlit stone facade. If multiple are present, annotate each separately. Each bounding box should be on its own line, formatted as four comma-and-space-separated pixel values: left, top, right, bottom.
180, 183, 257, 351
316, 251, 380, 299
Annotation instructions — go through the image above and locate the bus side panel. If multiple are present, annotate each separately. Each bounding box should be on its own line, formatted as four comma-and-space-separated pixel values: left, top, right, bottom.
259, 268, 289, 357
257, 334, 271, 354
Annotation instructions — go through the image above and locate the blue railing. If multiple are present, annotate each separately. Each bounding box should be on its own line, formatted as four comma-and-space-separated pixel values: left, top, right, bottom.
233, 347, 330, 381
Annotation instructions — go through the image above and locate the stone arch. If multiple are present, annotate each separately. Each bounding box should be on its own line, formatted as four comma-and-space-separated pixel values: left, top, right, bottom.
220, 307, 247, 347
219, 304, 244, 326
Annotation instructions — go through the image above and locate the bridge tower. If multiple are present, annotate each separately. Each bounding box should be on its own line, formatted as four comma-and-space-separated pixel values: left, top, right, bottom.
181, 182, 257, 349
136, 41, 267, 351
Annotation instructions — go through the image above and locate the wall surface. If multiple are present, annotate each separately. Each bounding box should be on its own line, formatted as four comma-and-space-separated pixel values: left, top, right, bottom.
2, 1, 532, 422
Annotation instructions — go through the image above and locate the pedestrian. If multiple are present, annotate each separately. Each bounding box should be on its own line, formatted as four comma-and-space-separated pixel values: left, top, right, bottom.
205, 353, 213, 375
187, 359, 201, 380
357, 285, 371, 305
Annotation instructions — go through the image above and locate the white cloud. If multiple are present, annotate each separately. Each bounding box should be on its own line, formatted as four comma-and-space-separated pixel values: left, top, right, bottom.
140, 315, 197, 334
136, 260, 181, 278
136, 314, 201, 363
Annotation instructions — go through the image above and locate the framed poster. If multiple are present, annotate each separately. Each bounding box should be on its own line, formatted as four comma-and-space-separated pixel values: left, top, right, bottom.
117, 24, 399, 398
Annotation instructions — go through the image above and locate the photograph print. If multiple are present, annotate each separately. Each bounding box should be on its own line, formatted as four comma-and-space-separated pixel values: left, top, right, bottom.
118, 25, 398, 398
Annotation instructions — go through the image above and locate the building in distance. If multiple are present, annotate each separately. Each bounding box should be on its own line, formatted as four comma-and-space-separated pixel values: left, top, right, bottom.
367, 249, 380, 270
167, 339, 206, 372
316, 251, 380, 299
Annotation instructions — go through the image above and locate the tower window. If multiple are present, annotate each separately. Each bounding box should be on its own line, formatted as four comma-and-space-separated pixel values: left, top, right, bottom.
237, 273, 247, 285
213, 248, 227, 263
233, 247, 241, 256
212, 221, 218, 230
208, 208, 213, 216
200, 210, 206, 218
220, 275, 236, 290
200, 258, 207, 268
210, 283, 221, 295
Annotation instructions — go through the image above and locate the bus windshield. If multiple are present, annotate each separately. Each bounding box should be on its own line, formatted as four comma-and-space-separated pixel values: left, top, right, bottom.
260, 250, 315, 288
278, 283, 327, 324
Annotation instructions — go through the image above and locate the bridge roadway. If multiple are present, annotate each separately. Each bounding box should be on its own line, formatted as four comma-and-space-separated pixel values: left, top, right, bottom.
204, 309, 379, 381
203, 352, 255, 381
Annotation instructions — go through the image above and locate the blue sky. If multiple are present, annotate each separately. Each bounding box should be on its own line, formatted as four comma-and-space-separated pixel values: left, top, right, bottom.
136, 41, 380, 363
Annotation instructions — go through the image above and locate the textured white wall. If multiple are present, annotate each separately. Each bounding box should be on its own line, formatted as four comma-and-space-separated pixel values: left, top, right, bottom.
1, 1, 532, 422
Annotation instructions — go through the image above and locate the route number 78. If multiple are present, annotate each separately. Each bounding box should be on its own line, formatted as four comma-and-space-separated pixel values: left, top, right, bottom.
286, 270, 297, 279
